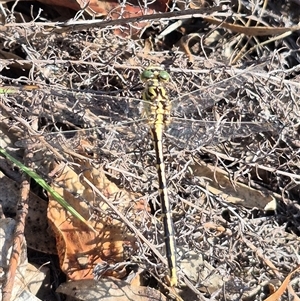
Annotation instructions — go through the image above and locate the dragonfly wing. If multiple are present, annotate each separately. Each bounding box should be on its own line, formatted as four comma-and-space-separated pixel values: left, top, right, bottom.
172, 74, 248, 117
99, 121, 150, 153
165, 118, 273, 151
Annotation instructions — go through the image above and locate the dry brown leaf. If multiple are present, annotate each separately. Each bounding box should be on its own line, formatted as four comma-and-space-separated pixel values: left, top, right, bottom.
203, 222, 226, 233
38, 0, 170, 36
57, 278, 167, 301
47, 147, 147, 280
88, 0, 169, 16
193, 160, 276, 210
0, 171, 56, 253
264, 266, 300, 301
203, 16, 300, 36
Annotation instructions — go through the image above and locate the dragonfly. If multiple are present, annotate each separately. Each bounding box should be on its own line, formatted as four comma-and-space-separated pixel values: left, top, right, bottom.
138, 66, 273, 286
140, 66, 177, 286
2, 66, 274, 287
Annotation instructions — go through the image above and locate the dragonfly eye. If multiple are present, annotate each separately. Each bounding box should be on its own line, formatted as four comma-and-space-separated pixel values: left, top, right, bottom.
159, 70, 170, 81
141, 69, 154, 81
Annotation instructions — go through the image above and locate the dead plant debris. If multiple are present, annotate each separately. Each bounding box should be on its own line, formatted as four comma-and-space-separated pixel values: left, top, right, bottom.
0, 0, 300, 300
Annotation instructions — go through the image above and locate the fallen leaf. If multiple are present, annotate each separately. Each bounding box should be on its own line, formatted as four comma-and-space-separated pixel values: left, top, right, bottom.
38, 0, 170, 37
57, 278, 167, 301
193, 159, 276, 210
47, 143, 148, 280
264, 266, 300, 301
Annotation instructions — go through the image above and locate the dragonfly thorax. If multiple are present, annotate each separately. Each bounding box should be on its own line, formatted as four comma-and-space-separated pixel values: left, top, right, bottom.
143, 80, 172, 128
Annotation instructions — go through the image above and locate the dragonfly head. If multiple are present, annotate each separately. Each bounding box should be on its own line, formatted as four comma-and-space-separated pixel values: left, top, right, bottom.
140, 67, 170, 83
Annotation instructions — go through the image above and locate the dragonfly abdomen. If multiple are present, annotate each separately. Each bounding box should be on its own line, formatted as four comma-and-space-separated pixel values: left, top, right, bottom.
151, 126, 177, 287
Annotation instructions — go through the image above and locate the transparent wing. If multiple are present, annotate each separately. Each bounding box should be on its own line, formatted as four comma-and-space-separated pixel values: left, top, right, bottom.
165, 119, 273, 151
173, 75, 247, 116
6, 71, 274, 153
161, 72, 274, 150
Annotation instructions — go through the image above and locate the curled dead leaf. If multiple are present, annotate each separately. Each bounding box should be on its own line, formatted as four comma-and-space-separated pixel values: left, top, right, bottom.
47, 143, 148, 280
